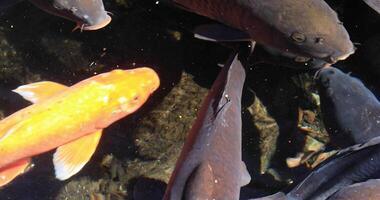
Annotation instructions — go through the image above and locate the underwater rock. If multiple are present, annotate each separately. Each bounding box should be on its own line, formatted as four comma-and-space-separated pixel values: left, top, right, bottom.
247, 95, 279, 175
292, 73, 329, 144
126, 72, 208, 183
0, 29, 38, 84
39, 34, 106, 75
56, 177, 127, 200
0, 31, 21, 80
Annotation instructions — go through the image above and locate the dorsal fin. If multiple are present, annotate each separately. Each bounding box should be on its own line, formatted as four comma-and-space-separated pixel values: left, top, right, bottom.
13, 81, 67, 103
1, 81, 67, 139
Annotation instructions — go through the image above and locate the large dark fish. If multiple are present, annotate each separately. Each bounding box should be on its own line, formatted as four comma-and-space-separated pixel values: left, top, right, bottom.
29, 0, 111, 31
1, 0, 111, 31
172, 0, 355, 67
243, 138, 380, 200
162, 52, 251, 200
286, 137, 380, 200
315, 67, 380, 147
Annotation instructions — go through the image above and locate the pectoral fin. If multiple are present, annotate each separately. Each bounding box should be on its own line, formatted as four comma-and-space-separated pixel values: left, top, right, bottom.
13, 81, 68, 103
53, 130, 102, 180
194, 24, 252, 42
0, 158, 31, 187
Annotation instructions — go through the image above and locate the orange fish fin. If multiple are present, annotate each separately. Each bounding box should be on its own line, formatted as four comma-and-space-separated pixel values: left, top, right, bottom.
53, 130, 103, 180
0, 158, 31, 187
12, 81, 68, 103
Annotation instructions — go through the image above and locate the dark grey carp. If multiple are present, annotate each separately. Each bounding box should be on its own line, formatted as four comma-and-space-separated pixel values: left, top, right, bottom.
315, 67, 380, 146
29, 0, 111, 31
162, 52, 251, 200
241, 138, 380, 200
1, 0, 111, 30
286, 137, 380, 200
172, 0, 355, 66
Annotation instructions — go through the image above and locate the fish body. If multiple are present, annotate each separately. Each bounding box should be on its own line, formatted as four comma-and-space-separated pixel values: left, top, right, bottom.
0, 67, 159, 186
315, 67, 380, 146
245, 68, 380, 200
163, 52, 251, 200
1, 0, 111, 30
244, 139, 380, 200
286, 137, 380, 200
172, 0, 354, 66
28, 0, 111, 30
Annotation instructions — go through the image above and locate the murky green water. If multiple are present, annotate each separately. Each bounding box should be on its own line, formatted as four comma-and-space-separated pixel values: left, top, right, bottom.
1, 0, 380, 199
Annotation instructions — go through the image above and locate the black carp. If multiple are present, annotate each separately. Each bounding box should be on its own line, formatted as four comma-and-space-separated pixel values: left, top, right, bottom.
315, 67, 380, 147
163, 52, 251, 200
1, 0, 111, 30
172, 0, 355, 67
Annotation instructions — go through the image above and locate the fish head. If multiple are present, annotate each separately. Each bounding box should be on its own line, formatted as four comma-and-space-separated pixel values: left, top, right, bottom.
92, 67, 160, 124
286, 25, 355, 65
29, 0, 111, 30
261, 0, 355, 65
102, 67, 160, 113
315, 67, 365, 102
279, 1, 355, 64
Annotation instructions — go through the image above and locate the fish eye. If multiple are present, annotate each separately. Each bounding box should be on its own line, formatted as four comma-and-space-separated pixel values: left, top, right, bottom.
291, 32, 306, 43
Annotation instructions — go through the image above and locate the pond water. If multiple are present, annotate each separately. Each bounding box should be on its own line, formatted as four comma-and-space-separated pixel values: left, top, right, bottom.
1, 0, 380, 199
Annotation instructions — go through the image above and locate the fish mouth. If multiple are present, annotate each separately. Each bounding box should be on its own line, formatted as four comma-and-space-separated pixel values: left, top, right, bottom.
335, 50, 354, 61
326, 45, 356, 64
79, 14, 112, 31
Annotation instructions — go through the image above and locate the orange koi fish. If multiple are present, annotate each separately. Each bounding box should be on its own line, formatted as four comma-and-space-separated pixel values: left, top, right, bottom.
0, 67, 160, 187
